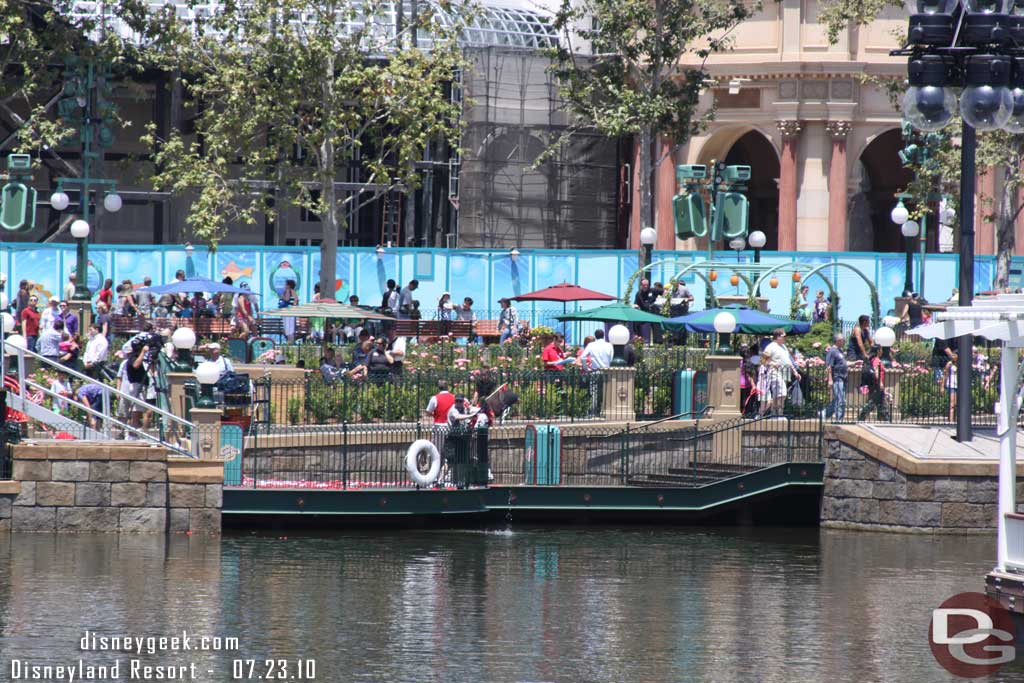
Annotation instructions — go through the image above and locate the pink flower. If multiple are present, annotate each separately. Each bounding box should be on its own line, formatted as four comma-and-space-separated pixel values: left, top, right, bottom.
812, 342, 822, 349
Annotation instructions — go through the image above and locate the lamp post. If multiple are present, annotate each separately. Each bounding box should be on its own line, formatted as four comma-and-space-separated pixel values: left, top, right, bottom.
892, 196, 913, 295
713, 311, 737, 355
893, 1, 1024, 441
170, 327, 197, 372
639, 227, 657, 269
194, 361, 221, 408
748, 230, 766, 297
609, 324, 630, 366
901, 220, 920, 296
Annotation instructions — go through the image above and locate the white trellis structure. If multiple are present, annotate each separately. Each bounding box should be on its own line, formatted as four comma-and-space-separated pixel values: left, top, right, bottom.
912, 293, 1024, 573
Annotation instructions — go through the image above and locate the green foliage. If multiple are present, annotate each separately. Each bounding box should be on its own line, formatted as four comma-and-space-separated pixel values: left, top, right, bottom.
143, 0, 469, 295
547, 0, 754, 228
785, 322, 835, 358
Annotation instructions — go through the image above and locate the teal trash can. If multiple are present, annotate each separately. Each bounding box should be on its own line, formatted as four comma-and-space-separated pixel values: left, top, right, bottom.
673, 370, 708, 419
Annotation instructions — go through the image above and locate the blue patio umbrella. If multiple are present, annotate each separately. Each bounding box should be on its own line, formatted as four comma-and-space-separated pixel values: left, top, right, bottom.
663, 306, 812, 334
139, 277, 256, 296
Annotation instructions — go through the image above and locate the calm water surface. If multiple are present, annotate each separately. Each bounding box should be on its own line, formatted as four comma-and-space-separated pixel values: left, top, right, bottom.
0, 527, 1018, 683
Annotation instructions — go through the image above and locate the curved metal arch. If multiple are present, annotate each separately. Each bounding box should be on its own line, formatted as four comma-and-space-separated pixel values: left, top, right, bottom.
803, 262, 882, 324
667, 262, 756, 299
614, 259, 753, 307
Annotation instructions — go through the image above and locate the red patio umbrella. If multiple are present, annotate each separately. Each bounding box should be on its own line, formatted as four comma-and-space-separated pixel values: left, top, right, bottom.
512, 282, 616, 336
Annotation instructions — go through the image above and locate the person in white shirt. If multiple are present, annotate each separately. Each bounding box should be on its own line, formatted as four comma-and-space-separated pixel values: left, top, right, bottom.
579, 329, 614, 416
39, 299, 58, 331
762, 328, 800, 416
203, 343, 234, 379
579, 329, 614, 370
82, 323, 109, 379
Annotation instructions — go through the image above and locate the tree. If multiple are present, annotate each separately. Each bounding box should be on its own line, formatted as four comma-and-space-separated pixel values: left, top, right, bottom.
144, 0, 467, 300
820, 0, 1024, 288
547, 0, 752, 243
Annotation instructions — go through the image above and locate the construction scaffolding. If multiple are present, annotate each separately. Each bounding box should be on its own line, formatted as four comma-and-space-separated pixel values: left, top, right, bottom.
457, 47, 620, 249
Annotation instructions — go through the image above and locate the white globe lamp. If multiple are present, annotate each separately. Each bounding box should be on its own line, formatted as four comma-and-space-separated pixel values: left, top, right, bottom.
50, 191, 70, 211
103, 193, 122, 213
901, 220, 920, 238
713, 312, 737, 334
1, 313, 14, 334
609, 324, 631, 366
875, 326, 896, 348
4, 333, 26, 356
748, 231, 767, 249
639, 227, 657, 246
194, 361, 222, 408
70, 219, 90, 239
890, 202, 909, 226
172, 327, 197, 349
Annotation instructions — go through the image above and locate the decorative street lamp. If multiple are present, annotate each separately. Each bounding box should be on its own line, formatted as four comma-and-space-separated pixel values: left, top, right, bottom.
608, 324, 630, 366
891, 2, 1024, 440
184, 242, 196, 278
891, 197, 914, 296
194, 361, 221, 408
747, 230, 767, 263
170, 326, 197, 372
375, 244, 385, 260
875, 326, 896, 349
639, 226, 657, 269
713, 311, 737, 355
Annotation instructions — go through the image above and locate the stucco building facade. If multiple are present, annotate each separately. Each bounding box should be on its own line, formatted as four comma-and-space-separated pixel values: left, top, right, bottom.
630, 0, 1021, 259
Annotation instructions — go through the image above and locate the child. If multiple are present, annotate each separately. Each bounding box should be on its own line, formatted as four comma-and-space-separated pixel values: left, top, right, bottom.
858, 345, 888, 422
756, 351, 774, 416
945, 352, 958, 423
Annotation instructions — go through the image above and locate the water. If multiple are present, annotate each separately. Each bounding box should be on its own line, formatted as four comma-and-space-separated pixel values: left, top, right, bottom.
0, 528, 1020, 683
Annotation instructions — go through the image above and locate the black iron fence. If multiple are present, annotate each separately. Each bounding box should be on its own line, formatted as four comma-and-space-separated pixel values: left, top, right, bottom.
256, 367, 679, 425
227, 415, 823, 490
776, 362, 999, 427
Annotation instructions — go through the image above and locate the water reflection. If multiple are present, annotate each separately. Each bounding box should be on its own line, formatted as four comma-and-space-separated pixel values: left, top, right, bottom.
0, 529, 1019, 682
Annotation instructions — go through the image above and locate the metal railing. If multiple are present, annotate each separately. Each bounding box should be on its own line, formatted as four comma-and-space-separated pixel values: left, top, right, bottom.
258, 367, 678, 425
226, 415, 824, 490
783, 363, 998, 427
3, 342, 199, 457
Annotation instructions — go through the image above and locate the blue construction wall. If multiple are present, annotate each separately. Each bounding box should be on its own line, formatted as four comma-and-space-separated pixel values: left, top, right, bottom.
0, 242, 1005, 334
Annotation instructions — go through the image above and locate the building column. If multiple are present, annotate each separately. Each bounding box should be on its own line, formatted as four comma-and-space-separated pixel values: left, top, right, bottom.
976, 166, 995, 256
776, 120, 802, 252
826, 121, 851, 252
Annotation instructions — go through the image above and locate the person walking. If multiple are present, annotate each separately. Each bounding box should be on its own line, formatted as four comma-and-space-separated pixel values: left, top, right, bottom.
847, 315, 872, 362
945, 351, 959, 423
763, 328, 800, 416
824, 333, 848, 422
82, 323, 109, 380
858, 345, 889, 422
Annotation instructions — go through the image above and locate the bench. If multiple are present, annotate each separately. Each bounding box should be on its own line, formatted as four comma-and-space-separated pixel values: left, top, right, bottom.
110, 315, 308, 340
390, 319, 474, 341
475, 319, 529, 344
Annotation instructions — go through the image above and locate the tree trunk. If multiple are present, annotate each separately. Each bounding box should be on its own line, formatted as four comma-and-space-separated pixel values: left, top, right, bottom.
320, 55, 338, 302
996, 178, 1017, 289
637, 127, 656, 240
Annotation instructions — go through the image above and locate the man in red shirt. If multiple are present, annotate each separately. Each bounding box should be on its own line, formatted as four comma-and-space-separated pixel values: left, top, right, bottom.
20, 295, 40, 353
542, 332, 572, 371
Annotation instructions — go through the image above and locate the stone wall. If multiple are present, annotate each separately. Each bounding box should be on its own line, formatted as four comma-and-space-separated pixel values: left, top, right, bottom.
822, 428, 1005, 533
3, 441, 223, 534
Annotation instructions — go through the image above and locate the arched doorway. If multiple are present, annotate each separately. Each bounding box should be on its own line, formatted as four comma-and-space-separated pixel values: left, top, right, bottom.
852, 129, 914, 253
723, 131, 781, 250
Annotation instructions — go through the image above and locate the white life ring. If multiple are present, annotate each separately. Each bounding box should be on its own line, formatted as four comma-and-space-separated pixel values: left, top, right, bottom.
406, 439, 441, 487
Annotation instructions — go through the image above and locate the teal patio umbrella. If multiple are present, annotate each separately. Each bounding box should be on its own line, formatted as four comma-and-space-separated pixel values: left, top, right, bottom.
555, 302, 667, 325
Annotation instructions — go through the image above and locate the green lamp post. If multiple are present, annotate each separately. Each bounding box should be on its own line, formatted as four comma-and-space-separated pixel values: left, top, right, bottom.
195, 362, 221, 408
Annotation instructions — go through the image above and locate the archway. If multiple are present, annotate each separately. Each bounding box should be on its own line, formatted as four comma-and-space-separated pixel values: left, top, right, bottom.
696, 128, 780, 249
724, 131, 780, 250
852, 129, 914, 253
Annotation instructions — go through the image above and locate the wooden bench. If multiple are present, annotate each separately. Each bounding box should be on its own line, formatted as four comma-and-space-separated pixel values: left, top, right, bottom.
110, 315, 308, 340
475, 319, 529, 344
390, 319, 474, 340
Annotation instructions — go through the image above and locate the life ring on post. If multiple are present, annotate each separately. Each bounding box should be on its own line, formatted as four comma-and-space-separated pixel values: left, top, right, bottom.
406, 439, 442, 487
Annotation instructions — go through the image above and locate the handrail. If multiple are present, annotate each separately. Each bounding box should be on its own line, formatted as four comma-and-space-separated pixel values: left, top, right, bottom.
600, 405, 713, 440
5, 341, 198, 457
6, 342, 194, 431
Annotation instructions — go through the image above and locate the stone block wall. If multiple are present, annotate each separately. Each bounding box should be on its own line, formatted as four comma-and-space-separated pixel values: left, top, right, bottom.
2, 441, 223, 534
822, 434, 1002, 532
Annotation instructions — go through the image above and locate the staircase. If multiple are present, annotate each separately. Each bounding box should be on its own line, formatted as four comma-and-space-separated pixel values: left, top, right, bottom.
3, 340, 199, 458
622, 415, 824, 488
